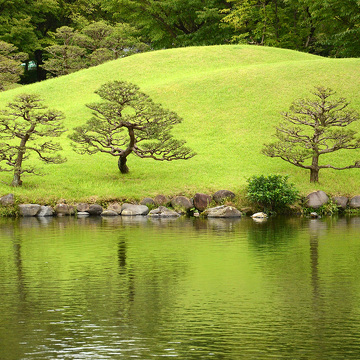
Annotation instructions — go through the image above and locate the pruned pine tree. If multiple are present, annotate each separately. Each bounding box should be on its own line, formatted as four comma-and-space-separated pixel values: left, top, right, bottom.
263, 87, 360, 183
0, 94, 66, 186
69, 81, 195, 174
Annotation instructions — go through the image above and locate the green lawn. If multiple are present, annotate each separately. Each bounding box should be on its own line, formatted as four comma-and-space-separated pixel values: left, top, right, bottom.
0, 45, 359, 203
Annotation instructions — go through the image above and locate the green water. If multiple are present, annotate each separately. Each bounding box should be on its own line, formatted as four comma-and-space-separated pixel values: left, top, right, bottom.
1, 215, 360, 359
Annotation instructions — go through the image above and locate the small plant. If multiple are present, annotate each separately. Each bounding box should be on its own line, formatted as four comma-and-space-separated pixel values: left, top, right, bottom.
246, 174, 299, 213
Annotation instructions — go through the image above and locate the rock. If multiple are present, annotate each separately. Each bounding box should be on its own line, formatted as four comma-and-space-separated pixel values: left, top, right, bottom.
251, 212, 268, 219
76, 203, 90, 212
121, 203, 149, 216
148, 206, 180, 217
154, 194, 170, 206
101, 210, 119, 216
171, 196, 192, 213
86, 204, 103, 215
349, 196, 360, 209
19, 204, 41, 217
310, 212, 320, 218
37, 206, 54, 217
213, 190, 235, 204
193, 193, 212, 212
332, 196, 348, 209
202, 205, 241, 218
107, 202, 122, 214
77, 212, 90, 217
54, 203, 75, 215
0, 194, 15, 206
140, 197, 155, 206
306, 191, 329, 209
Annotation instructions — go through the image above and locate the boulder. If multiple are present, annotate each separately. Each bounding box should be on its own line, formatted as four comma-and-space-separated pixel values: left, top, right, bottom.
193, 193, 212, 212
77, 211, 90, 217
148, 206, 180, 217
251, 212, 268, 219
306, 191, 329, 209
87, 204, 103, 215
101, 210, 119, 216
140, 197, 155, 206
154, 194, 170, 206
107, 202, 122, 214
310, 212, 320, 218
349, 196, 360, 209
37, 206, 54, 217
171, 196, 193, 213
202, 205, 241, 218
332, 196, 348, 209
0, 193, 15, 206
19, 204, 41, 217
213, 190, 235, 204
54, 203, 75, 216
121, 203, 149, 216
76, 203, 90, 212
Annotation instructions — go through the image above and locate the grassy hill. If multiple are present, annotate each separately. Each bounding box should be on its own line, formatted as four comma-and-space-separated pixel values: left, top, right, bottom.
0, 45, 359, 203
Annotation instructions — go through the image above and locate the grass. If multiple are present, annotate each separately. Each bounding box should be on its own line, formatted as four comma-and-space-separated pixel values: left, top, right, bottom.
0, 45, 359, 203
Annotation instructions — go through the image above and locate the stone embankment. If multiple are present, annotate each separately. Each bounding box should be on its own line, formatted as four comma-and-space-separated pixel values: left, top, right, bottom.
1, 189, 360, 218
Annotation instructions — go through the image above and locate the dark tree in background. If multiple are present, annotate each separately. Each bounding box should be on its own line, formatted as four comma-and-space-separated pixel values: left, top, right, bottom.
263, 87, 360, 183
0, 94, 67, 187
69, 81, 195, 173
0, 41, 28, 91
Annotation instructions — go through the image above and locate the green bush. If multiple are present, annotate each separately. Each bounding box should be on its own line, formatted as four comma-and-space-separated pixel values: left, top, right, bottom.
246, 175, 299, 213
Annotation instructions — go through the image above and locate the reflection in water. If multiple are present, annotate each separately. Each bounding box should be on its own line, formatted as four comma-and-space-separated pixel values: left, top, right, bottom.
1, 216, 360, 359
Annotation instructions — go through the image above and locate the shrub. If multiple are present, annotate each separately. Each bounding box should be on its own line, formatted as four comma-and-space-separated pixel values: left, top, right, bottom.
246, 174, 299, 213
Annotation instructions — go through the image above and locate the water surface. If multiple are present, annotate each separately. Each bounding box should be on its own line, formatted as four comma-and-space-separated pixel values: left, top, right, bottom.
1, 215, 360, 359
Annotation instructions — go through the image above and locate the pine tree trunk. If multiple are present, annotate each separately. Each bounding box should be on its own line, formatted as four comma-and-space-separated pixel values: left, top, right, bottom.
310, 155, 319, 182
118, 155, 129, 174
11, 170, 22, 187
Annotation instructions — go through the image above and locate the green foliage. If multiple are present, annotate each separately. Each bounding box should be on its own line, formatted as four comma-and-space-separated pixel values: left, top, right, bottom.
0, 41, 28, 91
246, 175, 299, 212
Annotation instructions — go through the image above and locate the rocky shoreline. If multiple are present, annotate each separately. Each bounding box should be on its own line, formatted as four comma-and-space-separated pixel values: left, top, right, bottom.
1, 189, 360, 218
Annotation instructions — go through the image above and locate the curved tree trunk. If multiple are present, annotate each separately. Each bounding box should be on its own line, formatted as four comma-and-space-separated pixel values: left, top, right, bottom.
118, 155, 130, 174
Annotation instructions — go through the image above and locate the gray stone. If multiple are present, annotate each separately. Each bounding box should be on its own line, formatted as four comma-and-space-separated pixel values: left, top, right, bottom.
0, 193, 15, 206
251, 212, 268, 219
193, 193, 212, 212
349, 196, 360, 209
87, 204, 103, 215
332, 196, 348, 209
213, 190, 236, 204
37, 206, 54, 217
306, 191, 329, 209
140, 197, 155, 206
202, 205, 241, 218
148, 206, 180, 217
76, 203, 90, 212
121, 203, 149, 216
311, 212, 320, 218
19, 204, 41, 217
154, 194, 170, 206
107, 202, 122, 214
101, 210, 119, 216
171, 196, 192, 213
77, 211, 90, 217
54, 203, 75, 215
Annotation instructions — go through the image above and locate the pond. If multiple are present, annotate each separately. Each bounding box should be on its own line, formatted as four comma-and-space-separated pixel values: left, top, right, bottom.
1, 215, 360, 359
